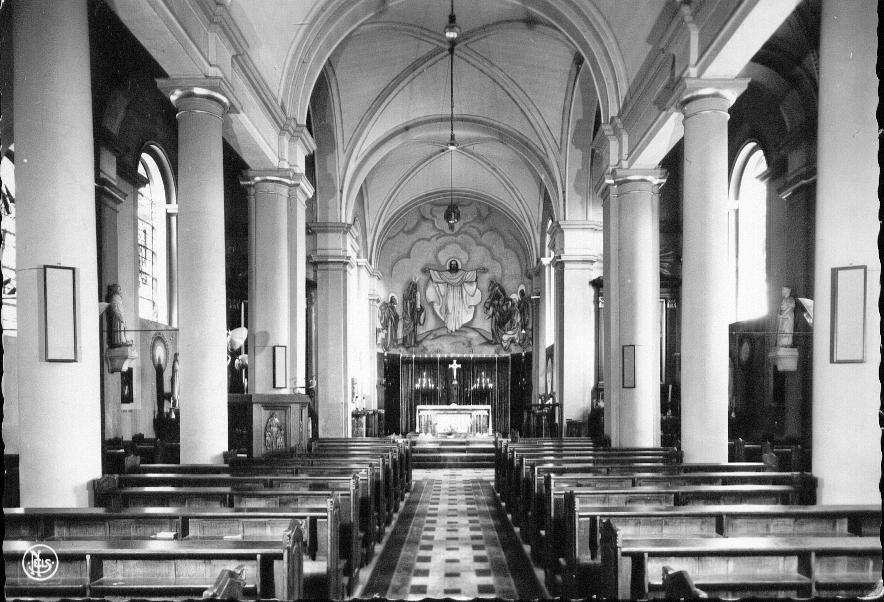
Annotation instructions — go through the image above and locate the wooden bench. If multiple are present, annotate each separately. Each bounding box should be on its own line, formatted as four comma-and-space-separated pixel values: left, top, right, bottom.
307, 446, 404, 506
541, 483, 805, 590
504, 450, 680, 525
599, 519, 882, 599
562, 503, 881, 598
519, 461, 769, 532
530, 471, 816, 553
112, 469, 380, 562
95, 484, 362, 582
310, 437, 412, 487
5, 503, 345, 599
4, 523, 305, 600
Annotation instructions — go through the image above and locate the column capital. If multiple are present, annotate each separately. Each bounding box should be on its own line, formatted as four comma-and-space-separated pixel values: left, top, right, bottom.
672, 77, 749, 119
283, 120, 317, 155
156, 76, 237, 117
549, 219, 603, 258
606, 167, 668, 188
240, 168, 315, 204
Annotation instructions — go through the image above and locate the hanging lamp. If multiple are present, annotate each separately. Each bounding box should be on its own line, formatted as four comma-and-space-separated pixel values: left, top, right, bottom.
443, 0, 461, 231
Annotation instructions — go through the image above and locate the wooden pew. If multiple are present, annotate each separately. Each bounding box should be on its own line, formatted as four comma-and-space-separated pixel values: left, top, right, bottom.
94, 483, 362, 583
311, 437, 412, 489
520, 461, 769, 532
505, 450, 680, 525
599, 519, 882, 599
541, 483, 805, 591
5, 503, 345, 599
308, 445, 405, 506
113, 469, 379, 562
562, 503, 881, 598
502, 446, 681, 505
4, 522, 305, 600
264, 456, 392, 533
532, 471, 816, 554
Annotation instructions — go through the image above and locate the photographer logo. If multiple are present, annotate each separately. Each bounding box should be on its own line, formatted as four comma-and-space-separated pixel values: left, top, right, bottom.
22, 544, 58, 581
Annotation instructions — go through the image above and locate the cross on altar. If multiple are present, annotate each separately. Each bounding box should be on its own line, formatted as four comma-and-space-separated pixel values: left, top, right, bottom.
448, 359, 461, 383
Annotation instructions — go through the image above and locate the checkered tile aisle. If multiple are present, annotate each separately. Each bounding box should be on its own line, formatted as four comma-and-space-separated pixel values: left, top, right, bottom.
360, 469, 543, 600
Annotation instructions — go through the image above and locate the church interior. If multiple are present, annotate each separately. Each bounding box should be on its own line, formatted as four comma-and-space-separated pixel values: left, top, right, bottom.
0, 0, 880, 599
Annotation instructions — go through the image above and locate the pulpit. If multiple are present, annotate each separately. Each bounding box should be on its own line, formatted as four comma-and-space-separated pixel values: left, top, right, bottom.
227, 394, 310, 457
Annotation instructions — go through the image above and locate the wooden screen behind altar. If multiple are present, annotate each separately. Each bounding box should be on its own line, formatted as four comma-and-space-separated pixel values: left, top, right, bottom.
399, 355, 511, 435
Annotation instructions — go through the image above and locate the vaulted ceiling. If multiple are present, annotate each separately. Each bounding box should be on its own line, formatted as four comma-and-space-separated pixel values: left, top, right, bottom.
108, 0, 802, 266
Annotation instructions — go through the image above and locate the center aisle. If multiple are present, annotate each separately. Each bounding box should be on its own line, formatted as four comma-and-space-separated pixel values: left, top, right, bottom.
358, 468, 545, 600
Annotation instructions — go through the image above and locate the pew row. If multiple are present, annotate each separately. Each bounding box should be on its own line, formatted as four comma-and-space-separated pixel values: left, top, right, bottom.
92, 482, 362, 585
561, 503, 880, 598
5, 502, 346, 599
5, 524, 305, 600
599, 519, 882, 599
541, 483, 808, 592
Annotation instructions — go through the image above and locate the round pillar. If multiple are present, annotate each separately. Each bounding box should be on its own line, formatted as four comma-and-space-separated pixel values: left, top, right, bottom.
165, 85, 230, 463
14, 0, 102, 506
611, 170, 666, 447
243, 172, 294, 394
678, 81, 746, 462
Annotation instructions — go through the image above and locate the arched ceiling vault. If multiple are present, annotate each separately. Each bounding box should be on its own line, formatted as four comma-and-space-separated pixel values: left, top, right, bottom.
303, 0, 630, 258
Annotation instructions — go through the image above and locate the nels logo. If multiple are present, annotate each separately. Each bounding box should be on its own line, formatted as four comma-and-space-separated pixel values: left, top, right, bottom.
22, 544, 59, 581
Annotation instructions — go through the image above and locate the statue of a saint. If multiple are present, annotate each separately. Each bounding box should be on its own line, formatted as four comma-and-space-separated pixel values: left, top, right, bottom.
516, 285, 532, 347
776, 286, 796, 347
378, 294, 400, 350
423, 259, 486, 332
104, 284, 133, 348
401, 278, 425, 348
170, 352, 180, 407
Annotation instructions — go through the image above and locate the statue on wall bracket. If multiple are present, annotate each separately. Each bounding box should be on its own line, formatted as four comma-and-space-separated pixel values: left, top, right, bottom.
423, 258, 486, 333
102, 283, 138, 373
402, 278, 426, 348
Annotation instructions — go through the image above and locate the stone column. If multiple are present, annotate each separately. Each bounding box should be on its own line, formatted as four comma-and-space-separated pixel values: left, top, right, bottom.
677, 78, 747, 462
811, 0, 880, 503
167, 204, 179, 327
13, 0, 102, 506
310, 222, 353, 437
157, 79, 231, 463
242, 170, 298, 394
551, 221, 602, 432
284, 126, 314, 394
607, 169, 666, 447
530, 265, 545, 406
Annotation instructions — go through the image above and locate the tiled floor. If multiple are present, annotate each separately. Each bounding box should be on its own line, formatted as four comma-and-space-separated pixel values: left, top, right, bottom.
360, 469, 543, 600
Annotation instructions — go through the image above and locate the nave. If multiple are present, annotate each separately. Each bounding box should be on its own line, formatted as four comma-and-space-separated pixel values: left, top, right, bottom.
358, 468, 543, 600
6, 435, 882, 601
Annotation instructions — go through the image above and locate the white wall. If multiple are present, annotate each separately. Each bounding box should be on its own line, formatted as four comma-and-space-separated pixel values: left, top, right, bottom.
811, 0, 880, 503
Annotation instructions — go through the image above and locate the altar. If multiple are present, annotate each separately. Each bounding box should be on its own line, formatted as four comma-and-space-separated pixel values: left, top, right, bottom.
416, 404, 491, 436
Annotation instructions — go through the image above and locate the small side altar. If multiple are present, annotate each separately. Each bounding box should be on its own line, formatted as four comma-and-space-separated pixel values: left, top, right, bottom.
416, 404, 491, 436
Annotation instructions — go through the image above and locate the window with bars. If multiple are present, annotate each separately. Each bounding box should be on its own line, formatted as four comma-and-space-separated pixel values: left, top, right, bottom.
136, 152, 169, 323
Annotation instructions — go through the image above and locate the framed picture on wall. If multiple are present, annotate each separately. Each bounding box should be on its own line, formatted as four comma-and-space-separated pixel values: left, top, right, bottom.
622, 345, 636, 389
43, 265, 78, 362
830, 265, 866, 363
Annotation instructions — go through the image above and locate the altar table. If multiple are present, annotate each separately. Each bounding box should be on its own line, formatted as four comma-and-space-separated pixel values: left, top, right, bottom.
416, 404, 491, 436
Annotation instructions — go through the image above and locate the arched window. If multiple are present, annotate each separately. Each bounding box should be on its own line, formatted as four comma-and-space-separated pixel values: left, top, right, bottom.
137, 150, 173, 324
729, 142, 768, 322
1, 150, 16, 332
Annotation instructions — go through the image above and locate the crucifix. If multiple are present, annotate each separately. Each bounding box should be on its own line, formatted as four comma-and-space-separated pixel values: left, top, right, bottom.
448, 359, 461, 384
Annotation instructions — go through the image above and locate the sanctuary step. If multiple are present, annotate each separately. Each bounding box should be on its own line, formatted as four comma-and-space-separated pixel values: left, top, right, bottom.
411, 438, 495, 469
